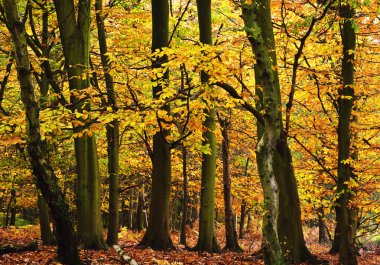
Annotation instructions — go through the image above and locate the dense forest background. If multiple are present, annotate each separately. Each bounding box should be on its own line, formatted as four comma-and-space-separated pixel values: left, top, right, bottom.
0, 0, 379, 264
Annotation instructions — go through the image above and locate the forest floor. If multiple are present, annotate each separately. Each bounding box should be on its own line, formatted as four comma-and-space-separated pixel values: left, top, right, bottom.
0, 224, 379, 265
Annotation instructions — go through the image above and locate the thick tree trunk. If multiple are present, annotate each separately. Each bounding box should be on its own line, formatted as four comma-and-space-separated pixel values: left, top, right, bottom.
38, 195, 56, 245
221, 121, 242, 252
95, 0, 120, 246
180, 146, 188, 245
193, 0, 220, 253
53, 0, 106, 249
241, 1, 315, 263
139, 0, 174, 250
2, 1, 82, 263
334, 2, 358, 265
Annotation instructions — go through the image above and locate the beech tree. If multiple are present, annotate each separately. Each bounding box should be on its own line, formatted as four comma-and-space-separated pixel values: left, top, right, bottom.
1, 0, 81, 263
53, 0, 106, 249
332, 1, 358, 264
139, 0, 174, 250
95, 0, 120, 246
193, 0, 220, 253
240, 0, 316, 263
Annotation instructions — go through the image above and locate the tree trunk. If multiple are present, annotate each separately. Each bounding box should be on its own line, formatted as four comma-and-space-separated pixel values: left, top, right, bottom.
135, 189, 145, 231
241, 1, 315, 263
334, 2, 358, 264
5, 188, 16, 226
95, 0, 120, 246
139, 0, 174, 250
9, 192, 16, 226
193, 0, 220, 253
180, 145, 188, 245
129, 188, 135, 229
246, 213, 252, 232
35, 6, 56, 246
38, 195, 56, 245
2, 1, 82, 262
53, 0, 106, 249
221, 120, 242, 252
318, 207, 328, 244
239, 200, 246, 239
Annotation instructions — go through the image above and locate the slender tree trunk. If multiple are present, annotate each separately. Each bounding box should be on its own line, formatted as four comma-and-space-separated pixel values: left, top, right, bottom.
239, 200, 246, 239
318, 207, 328, 244
53, 0, 106, 249
241, 1, 315, 263
246, 212, 252, 232
5, 188, 16, 226
139, 0, 174, 250
333, 2, 357, 264
36, 6, 55, 246
193, 0, 220, 253
135, 188, 145, 231
221, 120, 242, 252
180, 145, 188, 245
129, 188, 135, 229
9, 190, 16, 226
2, 1, 82, 262
95, 0, 120, 246
38, 195, 56, 245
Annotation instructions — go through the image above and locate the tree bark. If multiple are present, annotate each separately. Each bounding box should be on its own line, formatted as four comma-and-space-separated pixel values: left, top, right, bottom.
135, 188, 145, 231
241, 1, 316, 263
94, 0, 120, 246
180, 145, 188, 245
5, 188, 16, 226
139, 0, 174, 250
2, 0, 82, 262
192, 0, 220, 253
53, 0, 106, 249
318, 207, 328, 244
220, 119, 242, 252
333, 2, 358, 264
38, 195, 56, 245
239, 200, 246, 239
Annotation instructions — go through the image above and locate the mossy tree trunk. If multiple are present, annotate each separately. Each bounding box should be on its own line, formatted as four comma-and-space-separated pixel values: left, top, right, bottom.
193, 0, 220, 253
95, 0, 120, 246
53, 0, 106, 249
241, 1, 315, 263
36, 6, 55, 245
2, 0, 81, 263
139, 0, 174, 250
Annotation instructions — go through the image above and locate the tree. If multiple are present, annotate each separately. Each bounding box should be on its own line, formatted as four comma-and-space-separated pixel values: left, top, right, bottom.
219, 113, 242, 252
240, 0, 316, 263
1, 0, 81, 263
53, 0, 106, 249
192, 0, 220, 253
332, 1, 358, 264
139, 0, 174, 250
94, 0, 120, 246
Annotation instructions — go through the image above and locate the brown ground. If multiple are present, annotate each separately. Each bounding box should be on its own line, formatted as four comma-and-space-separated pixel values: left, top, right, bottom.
0, 225, 378, 264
